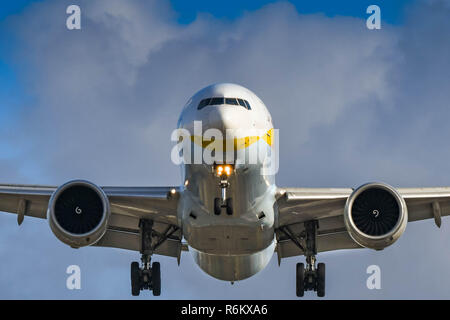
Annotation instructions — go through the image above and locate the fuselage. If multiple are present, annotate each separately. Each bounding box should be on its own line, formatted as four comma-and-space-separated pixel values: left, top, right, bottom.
176, 83, 278, 281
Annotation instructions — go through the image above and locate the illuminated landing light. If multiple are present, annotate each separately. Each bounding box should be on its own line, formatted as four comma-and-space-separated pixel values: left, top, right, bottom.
170, 188, 176, 194
216, 165, 233, 177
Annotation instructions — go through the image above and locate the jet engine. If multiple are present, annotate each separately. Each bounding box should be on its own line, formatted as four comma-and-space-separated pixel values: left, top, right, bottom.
344, 182, 408, 250
47, 180, 110, 248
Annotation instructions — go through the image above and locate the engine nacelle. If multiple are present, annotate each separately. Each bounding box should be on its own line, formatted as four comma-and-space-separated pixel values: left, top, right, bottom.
47, 180, 110, 248
344, 182, 407, 250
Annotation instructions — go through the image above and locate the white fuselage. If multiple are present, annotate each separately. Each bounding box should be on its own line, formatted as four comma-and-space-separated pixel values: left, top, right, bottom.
176, 83, 278, 281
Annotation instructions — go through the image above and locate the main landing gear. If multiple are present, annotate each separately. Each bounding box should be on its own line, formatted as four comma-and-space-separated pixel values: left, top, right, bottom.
280, 220, 325, 297
296, 221, 325, 297
130, 219, 168, 296
296, 259, 325, 298
131, 258, 160, 296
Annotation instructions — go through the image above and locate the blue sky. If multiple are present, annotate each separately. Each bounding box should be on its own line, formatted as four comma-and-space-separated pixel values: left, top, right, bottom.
1, 0, 450, 300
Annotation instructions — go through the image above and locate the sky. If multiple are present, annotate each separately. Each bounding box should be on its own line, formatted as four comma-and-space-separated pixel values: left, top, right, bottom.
0, 0, 450, 299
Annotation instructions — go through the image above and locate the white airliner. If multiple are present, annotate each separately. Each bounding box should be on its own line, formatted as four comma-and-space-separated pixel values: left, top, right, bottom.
1, 83, 449, 297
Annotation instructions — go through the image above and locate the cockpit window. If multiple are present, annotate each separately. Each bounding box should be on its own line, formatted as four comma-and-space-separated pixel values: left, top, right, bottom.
198, 98, 211, 109
198, 97, 251, 110
237, 99, 246, 108
209, 97, 225, 105
225, 98, 239, 105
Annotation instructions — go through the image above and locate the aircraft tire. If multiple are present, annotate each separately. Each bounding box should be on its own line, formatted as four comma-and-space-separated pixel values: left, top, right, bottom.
152, 262, 161, 296
214, 198, 222, 215
131, 261, 141, 296
317, 263, 325, 297
296, 263, 305, 297
226, 198, 233, 215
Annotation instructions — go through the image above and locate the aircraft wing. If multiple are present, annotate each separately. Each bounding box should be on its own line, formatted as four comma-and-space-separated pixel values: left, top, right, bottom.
275, 186, 450, 261
0, 184, 182, 259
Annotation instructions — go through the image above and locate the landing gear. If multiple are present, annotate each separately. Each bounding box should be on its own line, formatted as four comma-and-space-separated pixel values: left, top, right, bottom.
280, 220, 326, 297
214, 197, 233, 215
130, 261, 161, 296
130, 219, 171, 297
213, 164, 233, 215
295, 221, 325, 297
130, 255, 161, 297
296, 260, 325, 297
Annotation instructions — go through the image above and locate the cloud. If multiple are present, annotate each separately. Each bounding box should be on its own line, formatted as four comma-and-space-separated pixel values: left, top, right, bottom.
1, 0, 450, 298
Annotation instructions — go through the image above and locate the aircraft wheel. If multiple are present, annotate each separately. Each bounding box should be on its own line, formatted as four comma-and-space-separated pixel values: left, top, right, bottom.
296, 263, 305, 297
226, 198, 233, 215
152, 262, 161, 296
131, 261, 141, 296
214, 198, 222, 215
316, 263, 325, 297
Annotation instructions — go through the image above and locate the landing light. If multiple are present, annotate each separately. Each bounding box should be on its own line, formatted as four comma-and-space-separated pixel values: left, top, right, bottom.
216, 165, 233, 176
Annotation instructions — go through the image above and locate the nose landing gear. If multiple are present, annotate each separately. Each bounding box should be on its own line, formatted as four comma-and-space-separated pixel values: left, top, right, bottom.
214, 197, 233, 215
213, 164, 233, 215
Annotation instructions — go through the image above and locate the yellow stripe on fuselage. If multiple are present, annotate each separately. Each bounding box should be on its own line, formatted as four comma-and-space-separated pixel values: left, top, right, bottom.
190, 129, 274, 151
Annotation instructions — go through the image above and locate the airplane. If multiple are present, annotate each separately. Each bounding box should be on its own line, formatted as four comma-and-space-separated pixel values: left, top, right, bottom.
1, 82, 450, 297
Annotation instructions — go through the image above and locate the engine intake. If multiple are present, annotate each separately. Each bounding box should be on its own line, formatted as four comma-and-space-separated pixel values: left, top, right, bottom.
344, 182, 407, 250
48, 180, 110, 248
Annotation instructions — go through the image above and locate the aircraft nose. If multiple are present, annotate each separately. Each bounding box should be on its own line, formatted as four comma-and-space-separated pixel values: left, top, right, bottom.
207, 107, 241, 132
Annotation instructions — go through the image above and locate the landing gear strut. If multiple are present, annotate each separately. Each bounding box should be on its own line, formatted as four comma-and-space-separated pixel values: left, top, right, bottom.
130, 219, 162, 296
214, 165, 233, 215
296, 221, 325, 297
280, 220, 325, 297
